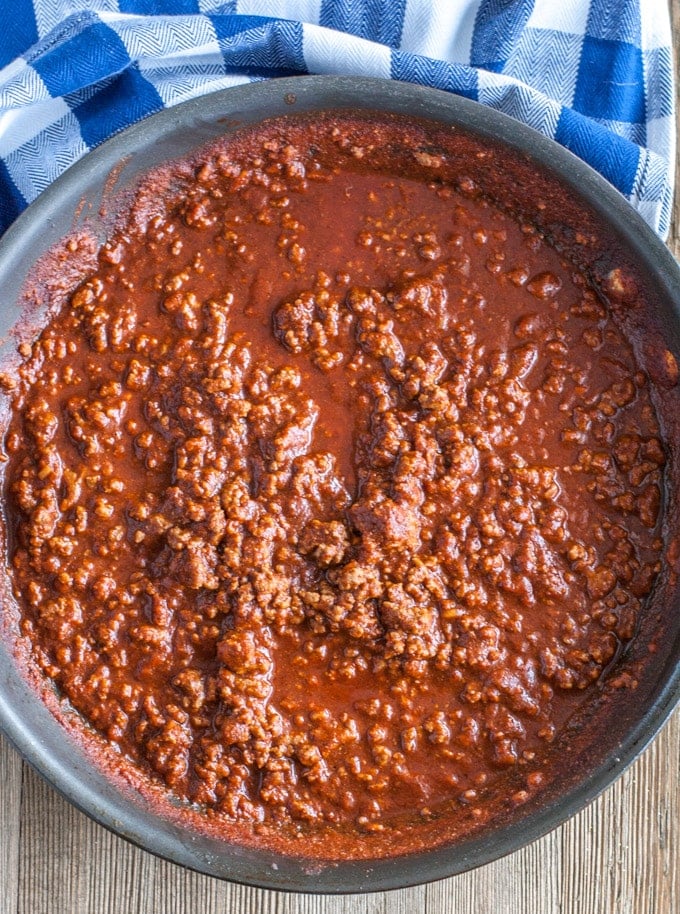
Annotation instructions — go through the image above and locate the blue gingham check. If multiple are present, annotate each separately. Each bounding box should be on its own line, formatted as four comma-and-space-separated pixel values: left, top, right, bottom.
0, 1, 675, 239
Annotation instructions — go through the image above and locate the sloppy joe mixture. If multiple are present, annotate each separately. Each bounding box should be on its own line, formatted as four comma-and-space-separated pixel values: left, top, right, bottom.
1, 113, 665, 855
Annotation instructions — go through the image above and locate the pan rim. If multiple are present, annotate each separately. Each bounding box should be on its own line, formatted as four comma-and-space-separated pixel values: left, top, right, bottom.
0, 74, 678, 894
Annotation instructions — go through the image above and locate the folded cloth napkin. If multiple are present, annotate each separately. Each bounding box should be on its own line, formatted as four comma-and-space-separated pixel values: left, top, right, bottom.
0, 0, 675, 238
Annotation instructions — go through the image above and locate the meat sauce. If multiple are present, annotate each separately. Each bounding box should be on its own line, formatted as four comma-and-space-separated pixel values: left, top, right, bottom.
1, 112, 667, 858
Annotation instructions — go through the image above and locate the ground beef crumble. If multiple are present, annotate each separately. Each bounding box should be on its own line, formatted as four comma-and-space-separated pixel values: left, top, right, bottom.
1, 113, 665, 841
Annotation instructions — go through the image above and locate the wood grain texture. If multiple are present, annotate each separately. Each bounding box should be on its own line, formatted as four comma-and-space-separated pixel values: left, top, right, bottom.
0, 3, 679, 910
0, 738, 22, 914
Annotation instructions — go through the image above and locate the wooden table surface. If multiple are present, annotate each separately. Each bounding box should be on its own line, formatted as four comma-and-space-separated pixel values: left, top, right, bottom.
1, 6, 679, 912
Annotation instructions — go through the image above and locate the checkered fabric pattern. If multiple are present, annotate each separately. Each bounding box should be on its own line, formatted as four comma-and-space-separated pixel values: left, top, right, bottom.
0, 0, 675, 238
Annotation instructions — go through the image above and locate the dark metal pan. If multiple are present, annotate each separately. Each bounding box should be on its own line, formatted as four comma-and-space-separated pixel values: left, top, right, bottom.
0, 75, 678, 893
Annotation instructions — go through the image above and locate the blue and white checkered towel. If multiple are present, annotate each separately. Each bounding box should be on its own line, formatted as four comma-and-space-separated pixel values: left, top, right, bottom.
0, 1, 675, 239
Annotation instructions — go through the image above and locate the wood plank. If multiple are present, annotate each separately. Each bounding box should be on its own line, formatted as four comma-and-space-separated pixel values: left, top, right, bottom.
0, 735, 22, 914
560, 712, 679, 914
427, 829, 561, 914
